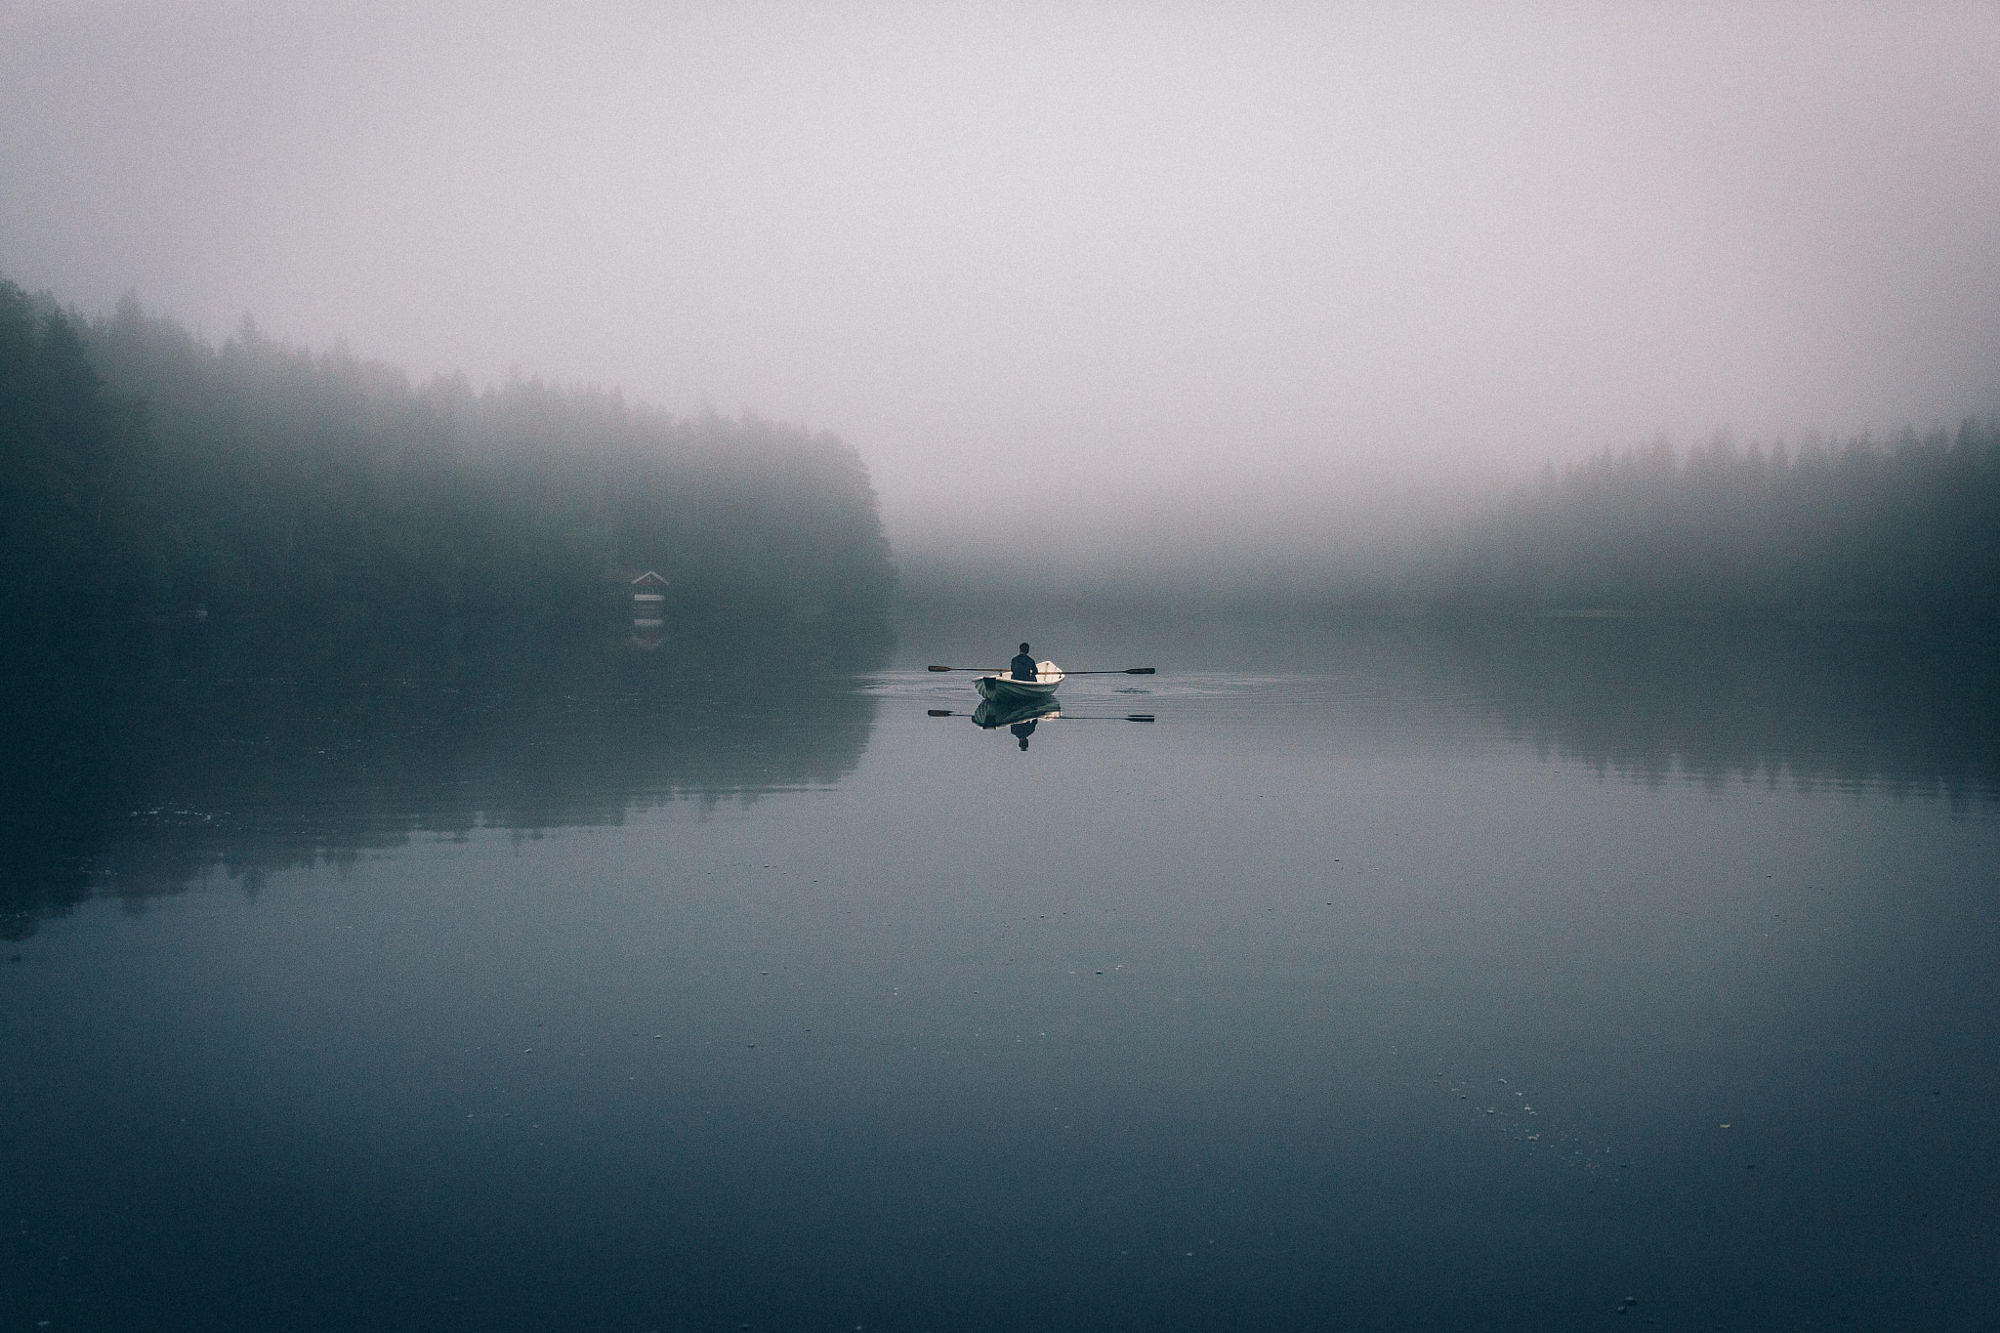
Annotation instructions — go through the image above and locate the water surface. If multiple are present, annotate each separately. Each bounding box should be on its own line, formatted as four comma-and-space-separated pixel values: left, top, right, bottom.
4, 617, 1997, 1330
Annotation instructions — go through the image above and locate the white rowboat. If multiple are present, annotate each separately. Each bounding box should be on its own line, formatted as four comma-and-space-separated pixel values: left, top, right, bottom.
974, 661, 1063, 704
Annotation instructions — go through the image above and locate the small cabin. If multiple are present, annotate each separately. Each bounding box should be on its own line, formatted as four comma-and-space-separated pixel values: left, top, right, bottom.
629, 570, 668, 628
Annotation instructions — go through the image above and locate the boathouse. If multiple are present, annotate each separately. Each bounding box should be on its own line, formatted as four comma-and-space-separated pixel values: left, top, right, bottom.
629, 571, 668, 628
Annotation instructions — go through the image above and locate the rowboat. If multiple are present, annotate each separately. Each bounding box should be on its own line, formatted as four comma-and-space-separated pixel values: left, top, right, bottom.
974, 661, 1063, 704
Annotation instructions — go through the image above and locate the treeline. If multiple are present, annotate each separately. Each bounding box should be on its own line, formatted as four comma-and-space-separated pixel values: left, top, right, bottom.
1442, 423, 2000, 621
0, 277, 895, 624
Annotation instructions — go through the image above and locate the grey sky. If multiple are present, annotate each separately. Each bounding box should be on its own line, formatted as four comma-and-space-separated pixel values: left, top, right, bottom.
5, 2, 1997, 580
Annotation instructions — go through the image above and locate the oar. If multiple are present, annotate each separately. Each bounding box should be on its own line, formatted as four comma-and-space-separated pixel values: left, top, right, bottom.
926, 665, 1155, 674
927, 709, 1154, 722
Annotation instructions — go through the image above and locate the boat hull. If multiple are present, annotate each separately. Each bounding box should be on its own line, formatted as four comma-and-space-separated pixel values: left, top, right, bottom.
974, 661, 1063, 704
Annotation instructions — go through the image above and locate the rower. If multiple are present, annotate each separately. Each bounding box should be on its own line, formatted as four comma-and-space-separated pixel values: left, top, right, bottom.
1010, 643, 1038, 681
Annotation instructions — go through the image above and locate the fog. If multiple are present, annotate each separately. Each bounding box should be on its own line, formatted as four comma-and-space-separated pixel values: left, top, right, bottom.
5, 3, 1998, 591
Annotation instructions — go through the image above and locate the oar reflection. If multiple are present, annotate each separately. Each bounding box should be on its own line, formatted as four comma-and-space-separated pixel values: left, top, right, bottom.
927, 700, 1155, 751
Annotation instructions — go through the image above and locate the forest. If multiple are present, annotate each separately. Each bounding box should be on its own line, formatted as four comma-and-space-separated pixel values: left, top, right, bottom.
1440, 424, 2000, 622
0, 276, 896, 628
10, 273, 1998, 632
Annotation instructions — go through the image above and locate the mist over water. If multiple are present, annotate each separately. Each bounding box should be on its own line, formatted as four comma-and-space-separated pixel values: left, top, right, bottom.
6, 4, 1999, 579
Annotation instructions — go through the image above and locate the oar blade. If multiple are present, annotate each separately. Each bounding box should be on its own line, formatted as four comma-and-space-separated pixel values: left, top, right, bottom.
1125, 667, 1156, 674
1125, 714, 1155, 722
927, 709, 954, 717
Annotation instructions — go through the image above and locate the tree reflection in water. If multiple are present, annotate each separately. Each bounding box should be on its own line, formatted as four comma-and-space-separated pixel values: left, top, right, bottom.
1436, 618, 2000, 802
0, 613, 889, 939
8, 609, 1995, 940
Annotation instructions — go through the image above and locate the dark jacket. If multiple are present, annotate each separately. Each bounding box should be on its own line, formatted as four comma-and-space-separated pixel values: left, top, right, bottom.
1010, 652, 1038, 681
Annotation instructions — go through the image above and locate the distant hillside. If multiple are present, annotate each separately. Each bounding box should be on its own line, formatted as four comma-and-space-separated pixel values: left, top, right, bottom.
0, 277, 895, 625
1442, 427, 2000, 622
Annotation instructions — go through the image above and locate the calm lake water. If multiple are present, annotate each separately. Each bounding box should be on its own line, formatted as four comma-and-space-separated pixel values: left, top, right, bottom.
4, 614, 1998, 1330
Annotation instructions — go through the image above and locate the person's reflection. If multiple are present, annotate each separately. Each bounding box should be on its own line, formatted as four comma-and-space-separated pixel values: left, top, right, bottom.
1010, 717, 1037, 750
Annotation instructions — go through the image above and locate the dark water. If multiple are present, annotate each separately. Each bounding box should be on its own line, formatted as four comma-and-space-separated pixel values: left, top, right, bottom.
4, 615, 1998, 1330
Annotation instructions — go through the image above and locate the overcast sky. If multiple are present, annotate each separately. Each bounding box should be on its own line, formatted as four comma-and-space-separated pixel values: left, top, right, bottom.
5, 2, 1998, 577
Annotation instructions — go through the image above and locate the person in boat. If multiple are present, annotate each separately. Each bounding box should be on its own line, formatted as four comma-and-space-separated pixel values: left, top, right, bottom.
1010, 643, 1038, 681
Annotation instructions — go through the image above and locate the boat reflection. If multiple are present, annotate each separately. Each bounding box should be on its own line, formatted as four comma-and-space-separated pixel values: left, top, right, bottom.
951, 697, 1158, 750
972, 696, 1062, 749
970, 697, 1063, 730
